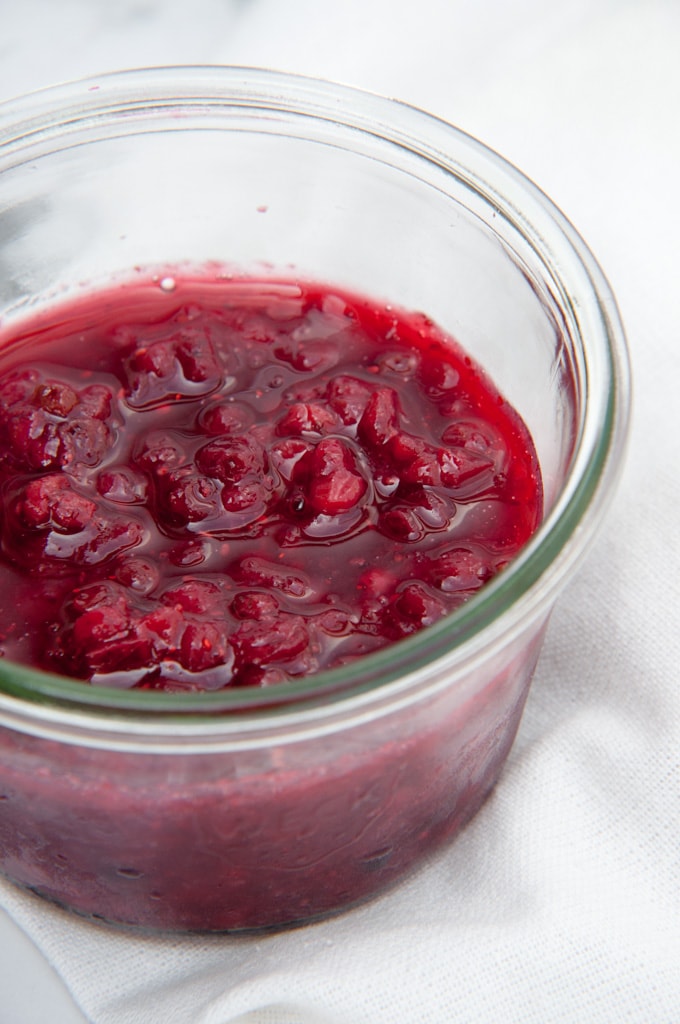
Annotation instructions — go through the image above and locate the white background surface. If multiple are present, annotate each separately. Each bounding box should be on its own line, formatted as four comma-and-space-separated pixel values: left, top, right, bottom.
1, 1, 679, 1022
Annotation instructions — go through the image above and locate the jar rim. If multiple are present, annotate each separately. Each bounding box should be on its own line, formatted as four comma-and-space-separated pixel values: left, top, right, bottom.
0, 65, 631, 734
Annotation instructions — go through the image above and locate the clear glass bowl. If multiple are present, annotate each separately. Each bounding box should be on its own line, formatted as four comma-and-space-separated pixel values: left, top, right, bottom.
0, 67, 630, 932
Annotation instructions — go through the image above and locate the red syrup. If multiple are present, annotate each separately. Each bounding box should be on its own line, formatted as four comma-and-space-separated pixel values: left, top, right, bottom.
0, 273, 544, 931
0, 275, 541, 691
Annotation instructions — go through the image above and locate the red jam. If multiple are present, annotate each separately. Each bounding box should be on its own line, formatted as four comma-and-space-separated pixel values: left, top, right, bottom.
0, 273, 545, 932
0, 275, 541, 691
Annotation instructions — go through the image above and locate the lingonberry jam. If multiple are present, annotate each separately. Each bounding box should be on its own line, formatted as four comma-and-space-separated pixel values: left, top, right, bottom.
0, 272, 545, 932
0, 274, 541, 691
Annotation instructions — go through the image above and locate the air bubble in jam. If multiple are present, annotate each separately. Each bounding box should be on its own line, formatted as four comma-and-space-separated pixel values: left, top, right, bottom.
0, 273, 542, 691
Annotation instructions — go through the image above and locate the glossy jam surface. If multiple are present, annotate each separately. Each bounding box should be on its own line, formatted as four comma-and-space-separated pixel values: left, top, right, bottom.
0, 275, 541, 692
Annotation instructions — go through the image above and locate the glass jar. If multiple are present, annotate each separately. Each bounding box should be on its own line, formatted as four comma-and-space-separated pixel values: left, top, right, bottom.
0, 67, 630, 932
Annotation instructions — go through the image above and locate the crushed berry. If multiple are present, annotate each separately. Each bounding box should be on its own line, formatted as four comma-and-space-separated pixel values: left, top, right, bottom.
0, 274, 542, 690
293, 437, 368, 516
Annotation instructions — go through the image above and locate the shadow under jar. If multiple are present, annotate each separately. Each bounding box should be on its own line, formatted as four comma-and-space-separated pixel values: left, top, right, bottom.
0, 67, 629, 932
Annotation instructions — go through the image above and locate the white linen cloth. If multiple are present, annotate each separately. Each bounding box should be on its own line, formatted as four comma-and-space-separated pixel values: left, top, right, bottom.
1, 1, 679, 1021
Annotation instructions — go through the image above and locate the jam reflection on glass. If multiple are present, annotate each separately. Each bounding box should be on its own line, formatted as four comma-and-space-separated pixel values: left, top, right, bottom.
0, 272, 543, 931
0, 273, 541, 690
